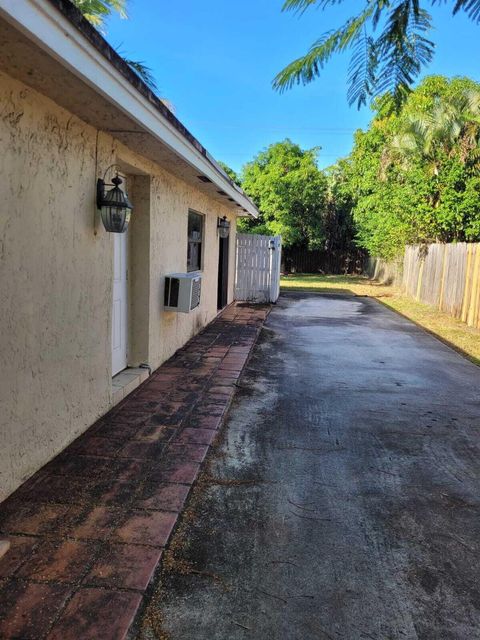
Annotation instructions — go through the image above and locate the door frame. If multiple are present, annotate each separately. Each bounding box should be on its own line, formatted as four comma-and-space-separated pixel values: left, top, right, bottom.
112, 225, 129, 376
217, 233, 229, 310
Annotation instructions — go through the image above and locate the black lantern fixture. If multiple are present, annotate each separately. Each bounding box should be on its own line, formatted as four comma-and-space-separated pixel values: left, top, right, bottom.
217, 216, 230, 239
97, 168, 133, 233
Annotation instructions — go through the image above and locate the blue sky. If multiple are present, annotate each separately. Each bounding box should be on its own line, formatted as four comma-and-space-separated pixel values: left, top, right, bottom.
106, 1, 480, 174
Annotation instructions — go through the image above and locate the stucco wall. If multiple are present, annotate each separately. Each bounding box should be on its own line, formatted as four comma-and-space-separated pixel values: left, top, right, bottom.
0, 71, 239, 500
114, 141, 237, 370
148, 165, 237, 367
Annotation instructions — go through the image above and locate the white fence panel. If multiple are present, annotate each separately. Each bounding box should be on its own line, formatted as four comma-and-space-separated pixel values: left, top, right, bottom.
235, 234, 282, 303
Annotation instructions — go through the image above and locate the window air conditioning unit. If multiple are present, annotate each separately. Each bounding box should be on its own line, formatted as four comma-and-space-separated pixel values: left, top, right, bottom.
164, 273, 202, 313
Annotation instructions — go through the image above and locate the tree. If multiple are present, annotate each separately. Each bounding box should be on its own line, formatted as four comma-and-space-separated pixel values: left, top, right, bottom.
217, 161, 242, 186
335, 75, 480, 258
273, 1, 480, 109
72, 0, 158, 92
238, 140, 329, 248
386, 78, 480, 177
323, 162, 358, 256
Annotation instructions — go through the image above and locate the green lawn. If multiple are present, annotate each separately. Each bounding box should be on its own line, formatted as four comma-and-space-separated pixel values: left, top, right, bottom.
281, 274, 480, 366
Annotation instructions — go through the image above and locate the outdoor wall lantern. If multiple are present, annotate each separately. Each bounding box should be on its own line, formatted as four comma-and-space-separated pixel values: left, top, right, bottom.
217, 216, 231, 239
97, 167, 133, 233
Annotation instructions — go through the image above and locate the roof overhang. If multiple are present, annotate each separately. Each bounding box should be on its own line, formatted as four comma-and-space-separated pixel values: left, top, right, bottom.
0, 0, 259, 218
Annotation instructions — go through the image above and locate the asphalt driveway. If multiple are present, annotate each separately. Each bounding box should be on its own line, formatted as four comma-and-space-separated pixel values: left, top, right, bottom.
138, 292, 480, 640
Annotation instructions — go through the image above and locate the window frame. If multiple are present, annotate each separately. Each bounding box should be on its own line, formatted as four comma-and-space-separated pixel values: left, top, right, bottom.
187, 209, 205, 273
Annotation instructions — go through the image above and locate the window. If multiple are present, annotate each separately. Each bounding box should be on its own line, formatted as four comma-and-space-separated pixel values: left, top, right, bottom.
187, 210, 204, 272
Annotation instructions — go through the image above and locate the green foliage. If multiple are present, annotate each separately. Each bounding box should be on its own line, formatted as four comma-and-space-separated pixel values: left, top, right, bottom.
335, 75, 480, 258
274, 1, 480, 109
217, 162, 242, 186
72, 0, 127, 27
236, 140, 329, 248
324, 162, 358, 254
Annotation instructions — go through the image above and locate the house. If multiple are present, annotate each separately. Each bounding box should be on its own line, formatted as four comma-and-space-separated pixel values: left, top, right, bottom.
0, 0, 259, 501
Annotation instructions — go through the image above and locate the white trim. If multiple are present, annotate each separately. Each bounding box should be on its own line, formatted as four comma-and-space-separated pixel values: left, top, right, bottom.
0, 0, 258, 218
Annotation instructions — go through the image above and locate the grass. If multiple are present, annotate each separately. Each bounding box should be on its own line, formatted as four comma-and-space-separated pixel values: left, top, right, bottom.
280, 274, 480, 366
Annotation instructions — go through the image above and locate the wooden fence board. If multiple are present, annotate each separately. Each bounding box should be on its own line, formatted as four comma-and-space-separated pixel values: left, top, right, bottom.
402, 243, 480, 329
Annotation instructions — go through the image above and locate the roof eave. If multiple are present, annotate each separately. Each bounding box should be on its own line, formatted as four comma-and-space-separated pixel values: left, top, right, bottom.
0, 0, 259, 218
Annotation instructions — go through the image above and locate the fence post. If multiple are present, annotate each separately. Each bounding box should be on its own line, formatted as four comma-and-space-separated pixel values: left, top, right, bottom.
468, 245, 480, 327
268, 236, 281, 303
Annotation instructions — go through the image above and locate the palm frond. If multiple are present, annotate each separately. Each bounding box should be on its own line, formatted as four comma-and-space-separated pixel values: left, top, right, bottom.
273, 6, 373, 92
374, 3, 434, 107
72, 0, 127, 24
282, 0, 346, 14
73, 0, 163, 97
431, 0, 480, 23
347, 30, 378, 108
406, 112, 434, 142
463, 88, 480, 115
272, 33, 341, 92
123, 59, 158, 92
452, 0, 480, 22
278, 0, 480, 107
392, 132, 419, 152
385, 84, 480, 177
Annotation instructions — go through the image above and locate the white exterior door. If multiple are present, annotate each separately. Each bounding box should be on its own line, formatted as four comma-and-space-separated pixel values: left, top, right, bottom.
112, 230, 128, 376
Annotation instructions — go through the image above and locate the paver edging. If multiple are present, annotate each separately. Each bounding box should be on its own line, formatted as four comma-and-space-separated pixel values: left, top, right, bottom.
126, 302, 273, 636
0, 303, 271, 640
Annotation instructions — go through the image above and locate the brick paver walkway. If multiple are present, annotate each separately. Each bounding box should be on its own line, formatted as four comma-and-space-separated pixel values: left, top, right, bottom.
0, 303, 269, 640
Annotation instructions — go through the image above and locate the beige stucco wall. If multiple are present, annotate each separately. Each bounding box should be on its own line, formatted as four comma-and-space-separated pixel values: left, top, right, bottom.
114, 140, 237, 370
0, 71, 239, 500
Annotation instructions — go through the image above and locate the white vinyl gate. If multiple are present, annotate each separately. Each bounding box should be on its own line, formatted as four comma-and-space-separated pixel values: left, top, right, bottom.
235, 234, 282, 303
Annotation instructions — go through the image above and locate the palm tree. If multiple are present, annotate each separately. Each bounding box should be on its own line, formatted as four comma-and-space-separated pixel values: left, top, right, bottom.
71, 0, 127, 28
273, 0, 480, 109
71, 0, 159, 93
387, 89, 480, 175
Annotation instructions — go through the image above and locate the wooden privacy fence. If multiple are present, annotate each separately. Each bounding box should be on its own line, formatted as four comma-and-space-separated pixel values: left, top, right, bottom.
403, 243, 480, 328
364, 256, 403, 286
235, 234, 282, 303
